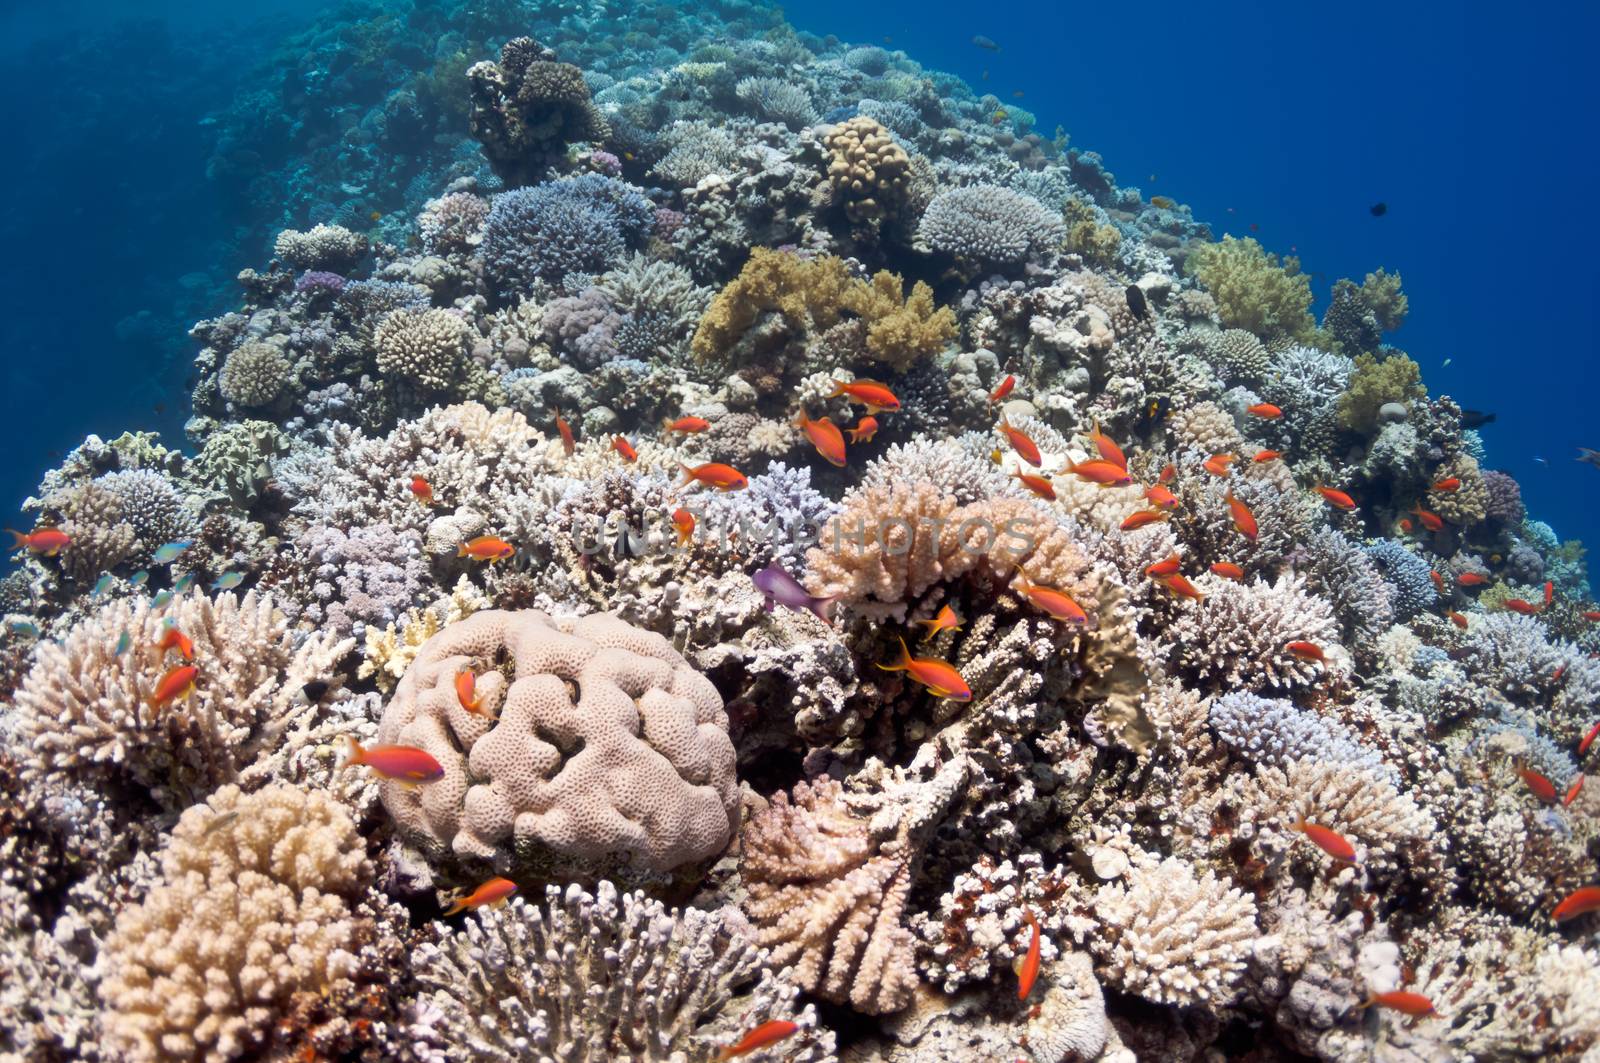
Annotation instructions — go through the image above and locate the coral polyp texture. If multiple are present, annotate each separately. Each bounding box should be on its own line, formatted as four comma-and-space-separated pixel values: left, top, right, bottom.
374, 609, 738, 879
2, 0, 1596, 1059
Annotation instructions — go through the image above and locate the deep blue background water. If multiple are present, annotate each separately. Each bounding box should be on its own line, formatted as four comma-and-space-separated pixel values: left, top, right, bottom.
2, 0, 1595, 557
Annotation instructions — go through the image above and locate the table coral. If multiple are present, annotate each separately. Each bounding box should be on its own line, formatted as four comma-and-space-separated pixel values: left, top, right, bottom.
374, 609, 738, 879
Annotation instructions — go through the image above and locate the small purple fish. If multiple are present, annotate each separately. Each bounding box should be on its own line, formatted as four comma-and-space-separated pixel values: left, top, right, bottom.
752, 564, 836, 625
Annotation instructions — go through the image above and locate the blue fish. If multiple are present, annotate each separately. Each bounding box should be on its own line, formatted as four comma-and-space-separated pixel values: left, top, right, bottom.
151, 590, 174, 609
8, 620, 40, 638
152, 541, 193, 564
114, 630, 132, 655
174, 571, 198, 593
212, 571, 244, 592
129, 569, 150, 587
92, 574, 115, 598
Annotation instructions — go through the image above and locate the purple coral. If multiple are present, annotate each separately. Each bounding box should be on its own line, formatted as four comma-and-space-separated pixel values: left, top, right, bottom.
539, 287, 624, 369
292, 522, 431, 638
295, 270, 347, 296
1481, 469, 1525, 525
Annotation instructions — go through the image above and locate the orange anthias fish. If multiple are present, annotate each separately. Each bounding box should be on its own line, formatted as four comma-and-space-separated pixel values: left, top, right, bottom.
1016, 909, 1042, 1000
998, 419, 1042, 467
409, 475, 435, 506
1120, 510, 1169, 531
1013, 567, 1089, 624
1517, 765, 1557, 804
612, 435, 638, 463
1066, 458, 1132, 486
1412, 505, 1443, 533
1504, 598, 1540, 616
552, 410, 576, 456
1399, 518, 1414, 534
672, 507, 695, 546
916, 604, 962, 640
1224, 492, 1258, 541
341, 738, 445, 783
6, 527, 71, 556
717, 1020, 801, 1060
1145, 553, 1182, 579
878, 636, 971, 700
1014, 471, 1056, 500
1285, 640, 1325, 663
988, 374, 1016, 403
147, 664, 199, 710
1158, 462, 1176, 484
1432, 477, 1461, 492
1447, 610, 1469, 630
1580, 720, 1600, 756
1552, 886, 1600, 923
1293, 820, 1358, 863
1544, 580, 1555, 607
1088, 421, 1127, 470
1210, 562, 1244, 580
1159, 573, 1205, 601
1458, 572, 1489, 587
1565, 773, 1584, 808
455, 669, 485, 715
1145, 484, 1179, 510
1246, 402, 1282, 419
1430, 570, 1446, 594
1364, 991, 1437, 1017
1202, 453, 1235, 477
665, 416, 710, 434
1584, 611, 1600, 622
153, 626, 195, 661
830, 378, 900, 413
681, 462, 749, 491
796, 413, 848, 467
459, 536, 514, 563
1315, 486, 1357, 511
847, 415, 879, 443
443, 876, 518, 916
1252, 449, 1283, 463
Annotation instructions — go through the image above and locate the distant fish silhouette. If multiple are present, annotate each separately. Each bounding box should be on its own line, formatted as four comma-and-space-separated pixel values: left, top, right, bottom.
1370, 202, 1388, 217
1459, 409, 1496, 429
1125, 284, 1149, 320
1578, 447, 1600, 470
972, 34, 1000, 51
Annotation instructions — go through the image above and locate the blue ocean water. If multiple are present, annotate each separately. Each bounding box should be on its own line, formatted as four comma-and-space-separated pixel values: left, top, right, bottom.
3, 0, 1593, 554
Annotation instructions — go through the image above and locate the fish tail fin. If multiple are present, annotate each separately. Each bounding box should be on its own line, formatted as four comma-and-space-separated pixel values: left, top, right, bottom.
456, 542, 469, 558
4, 529, 24, 550
877, 636, 911, 673
441, 895, 467, 917
339, 736, 364, 771
679, 463, 695, 485
827, 380, 847, 399
811, 595, 837, 627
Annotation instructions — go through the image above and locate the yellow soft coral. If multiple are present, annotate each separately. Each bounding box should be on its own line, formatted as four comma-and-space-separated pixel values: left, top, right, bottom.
1185, 235, 1316, 346
1337, 351, 1427, 433
691, 248, 955, 371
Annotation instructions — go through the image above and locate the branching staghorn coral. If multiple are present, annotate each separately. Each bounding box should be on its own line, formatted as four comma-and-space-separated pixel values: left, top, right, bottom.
408, 881, 835, 1063
1166, 572, 1342, 692
98, 784, 372, 1063
742, 760, 967, 1015
10, 590, 353, 810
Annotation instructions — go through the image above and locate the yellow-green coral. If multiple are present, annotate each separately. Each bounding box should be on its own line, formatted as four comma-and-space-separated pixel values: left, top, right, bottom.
691, 247, 956, 371
1358, 268, 1408, 331
1337, 352, 1427, 434
1185, 235, 1316, 346
1065, 220, 1122, 268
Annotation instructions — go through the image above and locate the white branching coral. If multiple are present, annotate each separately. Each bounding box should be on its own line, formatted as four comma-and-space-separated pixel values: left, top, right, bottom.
1089, 854, 1259, 1006
374, 307, 468, 392
1167, 572, 1343, 691
10, 590, 353, 809
97, 785, 372, 1062
407, 881, 835, 1063
1255, 757, 1438, 876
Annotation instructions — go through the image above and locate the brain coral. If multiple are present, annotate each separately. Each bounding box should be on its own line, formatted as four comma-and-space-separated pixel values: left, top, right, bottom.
217, 341, 292, 407
98, 784, 371, 1063
373, 308, 466, 393
374, 610, 738, 877
918, 185, 1065, 268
